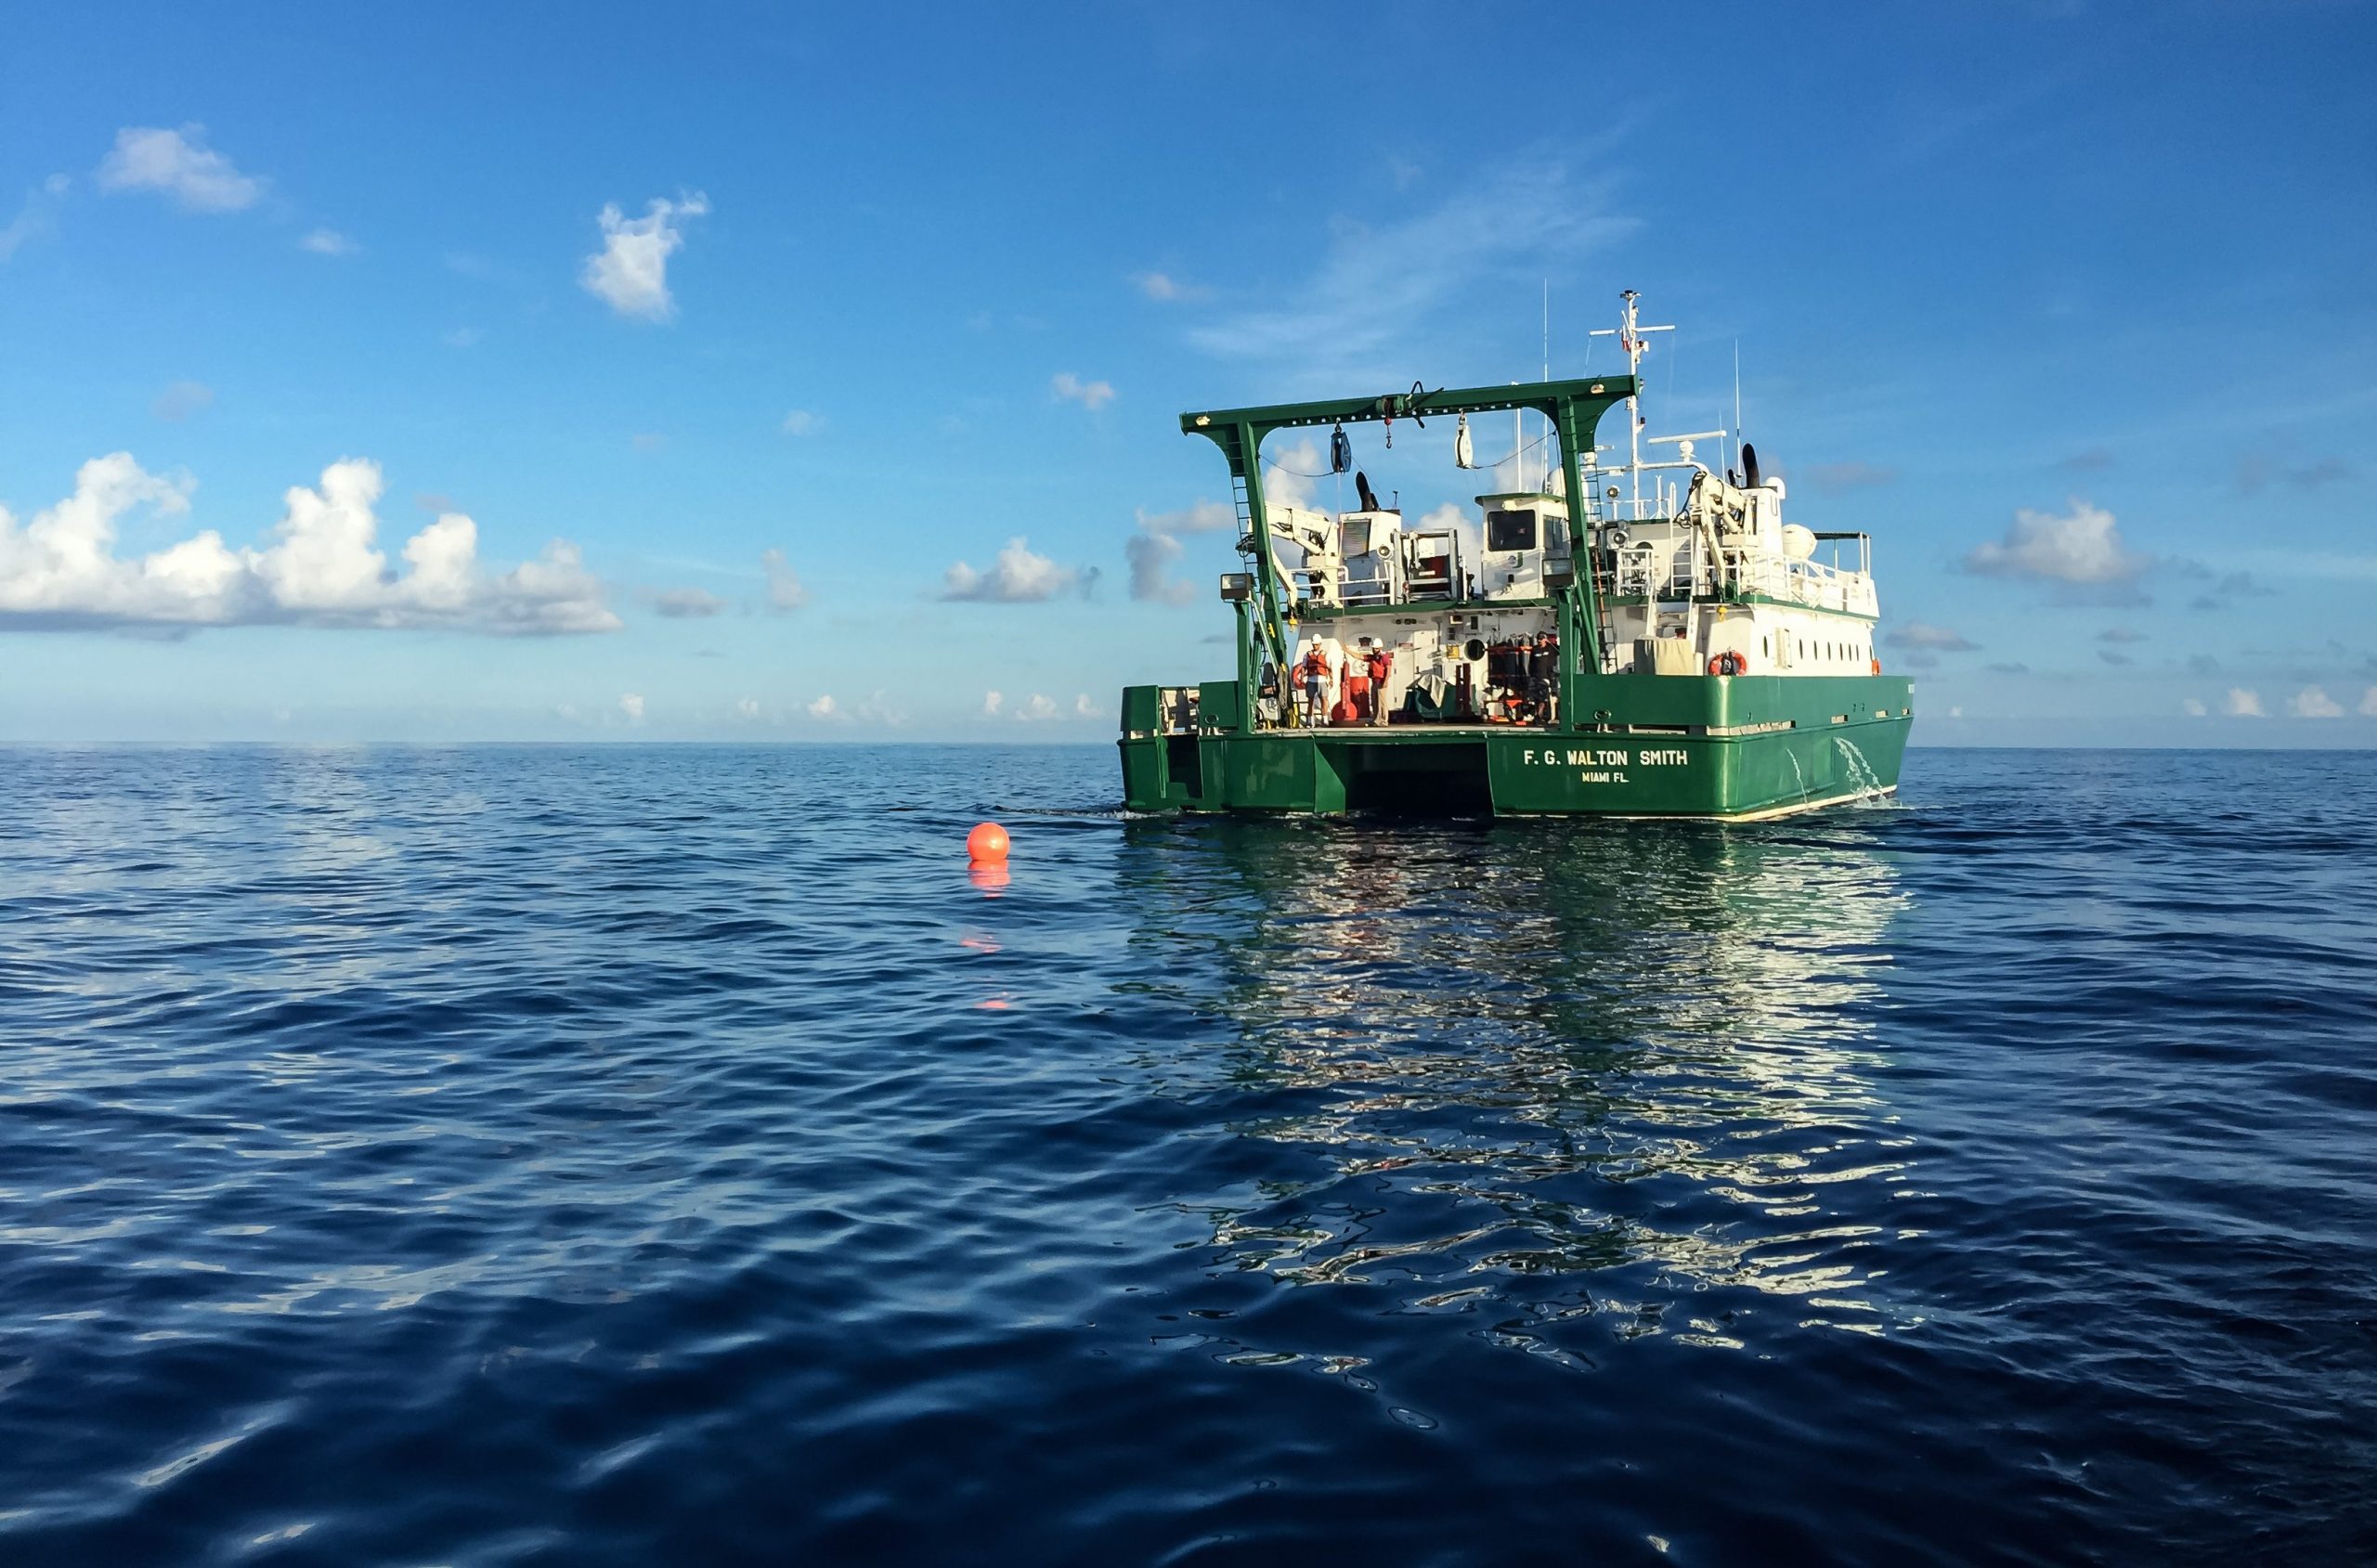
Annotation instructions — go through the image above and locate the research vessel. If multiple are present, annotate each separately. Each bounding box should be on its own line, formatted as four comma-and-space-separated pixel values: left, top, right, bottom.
1119, 292, 1913, 818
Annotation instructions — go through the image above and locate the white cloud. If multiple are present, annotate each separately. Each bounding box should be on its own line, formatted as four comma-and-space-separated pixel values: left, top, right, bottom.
1136, 271, 1207, 302
1892, 621, 1978, 651
1187, 159, 1632, 382
299, 228, 358, 257
2361, 687, 2377, 718
1016, 693, 1061, 721
153, 381, 214, 422
2223, 687, 2266, 718
1418, 501, 1479, 573
2181, 697, 2208, 717
1073, 693, 1097, 718
1052, 372, 1116, 410
735, 697, 760, 720
982, 690, 1003, 717
1128, 499, 1239, 605
1964, 499, 2148, 584
581, 193, 708, 321
2289, 685, 2345, 719
1137, 499, 1236, 537
761, 548, 808, 611
0, 453, 617, 634
619, 693, 645, 722
652, 587, 725, 617
941, 536, 1076, 602
807, 693, 839, 719
97, 125, 264, 213
0, 175, 71, 262
781, 409, 818, 436
1262, 438, 1331, 514
851, 690, 906, 726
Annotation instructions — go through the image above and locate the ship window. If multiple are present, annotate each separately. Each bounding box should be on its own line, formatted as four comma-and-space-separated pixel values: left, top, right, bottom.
1762, 636, 1771, 657
1340, 519, 1372, 556
1487, 510, 1539, 551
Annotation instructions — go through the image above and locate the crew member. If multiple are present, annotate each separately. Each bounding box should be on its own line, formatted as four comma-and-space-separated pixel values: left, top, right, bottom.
1298, 641, 1333, 727
1344, 638, 1374, 729
1527, 631, 1559, 725
1366, 641, 1393, 725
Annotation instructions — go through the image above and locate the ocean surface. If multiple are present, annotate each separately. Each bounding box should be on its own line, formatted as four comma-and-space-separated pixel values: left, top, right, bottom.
2, 744, 2372, 1565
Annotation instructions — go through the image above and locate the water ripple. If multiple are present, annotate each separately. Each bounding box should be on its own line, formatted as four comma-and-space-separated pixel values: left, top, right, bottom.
1, 744, 2371, 1562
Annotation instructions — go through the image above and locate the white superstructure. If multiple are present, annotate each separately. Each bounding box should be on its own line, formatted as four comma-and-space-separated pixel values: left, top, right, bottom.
1247, 289, 1894, 727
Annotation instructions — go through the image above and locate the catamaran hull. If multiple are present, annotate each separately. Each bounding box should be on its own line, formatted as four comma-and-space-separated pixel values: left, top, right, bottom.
1119, 675, 1912, 819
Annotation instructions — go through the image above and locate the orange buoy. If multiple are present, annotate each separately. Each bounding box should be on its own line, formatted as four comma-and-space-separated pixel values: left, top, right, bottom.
966, 822, 1010, 863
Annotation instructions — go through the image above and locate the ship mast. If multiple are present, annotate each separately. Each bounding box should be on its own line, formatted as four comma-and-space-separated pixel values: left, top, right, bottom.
1588, 290, 1672, 518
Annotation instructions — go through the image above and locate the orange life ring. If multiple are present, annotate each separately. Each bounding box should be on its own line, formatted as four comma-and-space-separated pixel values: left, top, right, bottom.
1706, 652, 1747, 677
1871, 657, 1882, 675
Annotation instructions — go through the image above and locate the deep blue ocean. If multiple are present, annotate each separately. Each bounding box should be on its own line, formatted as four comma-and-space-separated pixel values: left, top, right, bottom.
2, 745, 2372, 1564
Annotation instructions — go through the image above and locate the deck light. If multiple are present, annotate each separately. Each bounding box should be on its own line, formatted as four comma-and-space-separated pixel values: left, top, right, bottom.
1218, 573, 1253, 602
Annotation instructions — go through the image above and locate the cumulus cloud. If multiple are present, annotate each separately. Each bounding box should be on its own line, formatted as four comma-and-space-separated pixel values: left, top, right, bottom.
982, 690, 1003, 717
153, 381, 214, 422
2223, 688, 2266, 718
1418, 500, 1481, 573
2362, 688, 2377, 718
0, 175, 71, 261
735, 697, 760, 720
300, 228, 358, 256
1052, 372, 1116, 410
1127, 499, 1237, 605
1139, 499, 1236, 538
652, 587, 725, 617
2289, 686, 2345, 719
98, 125, 264, 212
781, 409, 818, 436
1262, 438, 1331, 514
2181, 697, 2208, 717
761, 548, 809, 611
1964, 499, 2148, 585
807, 694, 838, 719
1073, 693, 1098, 718
581, 193, 708, 321
1136, 271, 1208, 302
619, 693, 645, 722
1891, 621, 1978, 651
1016, 693, 1062, 721
0, 453, 617, 634
941, 537, 1076, 602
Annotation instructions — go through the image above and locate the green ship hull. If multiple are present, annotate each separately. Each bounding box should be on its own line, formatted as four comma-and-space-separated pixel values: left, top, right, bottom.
1120, 674, 1912, 819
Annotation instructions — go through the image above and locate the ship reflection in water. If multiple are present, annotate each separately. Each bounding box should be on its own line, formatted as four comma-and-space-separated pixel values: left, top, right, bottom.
1114, 810, 1916, 1367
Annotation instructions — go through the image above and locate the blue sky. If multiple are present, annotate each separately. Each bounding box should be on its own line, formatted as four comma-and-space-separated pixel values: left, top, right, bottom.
3, 0, 2371, 745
